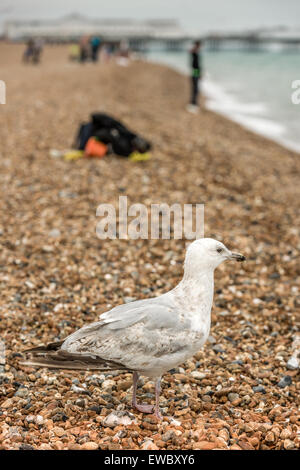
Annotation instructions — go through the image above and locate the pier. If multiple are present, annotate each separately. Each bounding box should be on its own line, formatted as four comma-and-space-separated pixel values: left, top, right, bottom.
4, 15, 300, 51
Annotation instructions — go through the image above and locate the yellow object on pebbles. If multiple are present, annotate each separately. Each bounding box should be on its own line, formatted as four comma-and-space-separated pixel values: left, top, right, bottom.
63, 150, 84, 161
128, 151, 152, 162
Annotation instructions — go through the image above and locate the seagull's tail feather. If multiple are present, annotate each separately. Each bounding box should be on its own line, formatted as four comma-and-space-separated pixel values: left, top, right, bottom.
20, 357, 124, 371
24, 340, 64, 354
20, 344, 130, 372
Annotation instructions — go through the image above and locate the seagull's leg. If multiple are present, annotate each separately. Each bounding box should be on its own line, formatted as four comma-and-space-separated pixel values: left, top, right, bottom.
131, 371, 154, 414
154, 377, 163, 420
131, 371, 139, 408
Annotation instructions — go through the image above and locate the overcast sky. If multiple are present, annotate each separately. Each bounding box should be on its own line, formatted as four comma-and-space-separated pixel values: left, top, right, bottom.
1, 0, 300, 34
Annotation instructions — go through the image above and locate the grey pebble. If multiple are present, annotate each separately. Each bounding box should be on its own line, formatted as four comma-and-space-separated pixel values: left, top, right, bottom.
277, 376, 292, 388
252, 385, 266, 394
212, 344, 225, 353
286, 357, 299, 370
228, 392, 239, 402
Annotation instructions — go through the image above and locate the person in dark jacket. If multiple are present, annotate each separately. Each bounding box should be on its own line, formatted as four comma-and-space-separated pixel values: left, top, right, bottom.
187, 40, 202, 113
90, 36, 101, 62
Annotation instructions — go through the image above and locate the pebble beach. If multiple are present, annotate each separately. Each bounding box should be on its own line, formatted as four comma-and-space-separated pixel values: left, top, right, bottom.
0, 43, 299, 450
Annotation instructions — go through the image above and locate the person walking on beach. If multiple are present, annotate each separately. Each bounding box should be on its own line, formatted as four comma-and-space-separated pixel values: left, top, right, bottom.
90, 36, 101, 62
33, 38, 44, 64
23, 38, 43, 64
79, 36, 90, 63
187, 40, 202, 113
23, 38, 35, 63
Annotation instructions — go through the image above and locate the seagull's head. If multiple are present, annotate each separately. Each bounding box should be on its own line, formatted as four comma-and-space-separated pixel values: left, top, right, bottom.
184, 238, 245, 276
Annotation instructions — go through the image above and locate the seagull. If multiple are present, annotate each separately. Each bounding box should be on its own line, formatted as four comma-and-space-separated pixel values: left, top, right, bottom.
21, 238, 245, 419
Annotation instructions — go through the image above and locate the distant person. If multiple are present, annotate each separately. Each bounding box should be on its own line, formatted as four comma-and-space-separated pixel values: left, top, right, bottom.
33, 38, 44, 64
187, 40, 202, 113
69, 43, 80, 62
119, 39, 129, 58
79, 36, 89, 63
101, 43, 113, 63
23, 38, 35, 63
90, 36, 101, 62
116, 39, 130, 66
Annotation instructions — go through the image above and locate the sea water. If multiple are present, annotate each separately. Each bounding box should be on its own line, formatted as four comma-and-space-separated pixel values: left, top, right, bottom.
145, 47, 300, 153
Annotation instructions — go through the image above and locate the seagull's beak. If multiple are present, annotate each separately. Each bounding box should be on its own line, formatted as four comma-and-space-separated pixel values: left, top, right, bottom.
229, 252, 246, 262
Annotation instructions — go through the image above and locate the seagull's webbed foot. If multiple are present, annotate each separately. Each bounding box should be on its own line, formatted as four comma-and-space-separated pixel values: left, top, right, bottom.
133, 403, 163, 419
132, 372, 163, 420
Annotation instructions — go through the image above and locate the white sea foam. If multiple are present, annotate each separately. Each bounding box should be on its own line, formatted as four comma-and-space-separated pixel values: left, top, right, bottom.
203, 79, 285, 138
202, 78, 300, 152
146, 50, 300, 153
202, 79, 267, 115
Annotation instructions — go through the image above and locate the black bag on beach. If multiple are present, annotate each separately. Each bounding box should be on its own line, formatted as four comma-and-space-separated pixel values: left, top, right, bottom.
75, 113, 151, 157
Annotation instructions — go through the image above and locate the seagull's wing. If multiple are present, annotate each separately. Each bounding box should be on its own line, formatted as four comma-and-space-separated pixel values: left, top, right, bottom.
63, 293, 180, 349
58, 293, 193, 373
99, 294, 179, 330
99, 297, 158, 329
22, 294, 193, 374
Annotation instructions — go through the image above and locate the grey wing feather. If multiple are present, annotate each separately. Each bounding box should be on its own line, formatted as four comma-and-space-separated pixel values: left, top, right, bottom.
62, 293, 181, 353
99, 294, 179, 330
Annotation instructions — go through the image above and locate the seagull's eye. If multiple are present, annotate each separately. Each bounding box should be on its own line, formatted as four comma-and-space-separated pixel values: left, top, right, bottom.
217, 247, 223, 254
